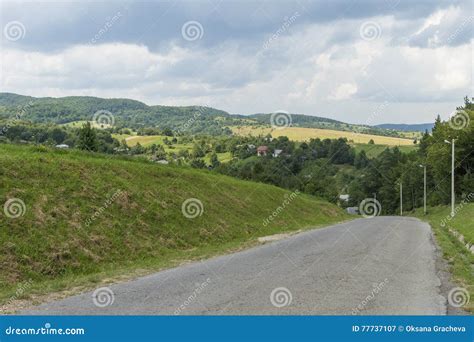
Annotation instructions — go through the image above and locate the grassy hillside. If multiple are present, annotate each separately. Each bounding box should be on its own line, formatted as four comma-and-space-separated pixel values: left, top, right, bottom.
0, 144, 348, 306
232, 126, 415, 146
413, 205, 474, 312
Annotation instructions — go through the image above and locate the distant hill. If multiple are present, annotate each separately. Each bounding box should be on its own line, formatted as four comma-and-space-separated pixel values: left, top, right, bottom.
0, 93, 423, 137
375, 123, 434, 132
0, 92, 235, 135
249, 113, 401, 137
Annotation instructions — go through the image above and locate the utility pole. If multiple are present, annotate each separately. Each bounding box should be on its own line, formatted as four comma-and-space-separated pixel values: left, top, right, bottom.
419, 164, 426, 215
373, 193, 377, 215
444, 139, 455, 216
400, 181, 403, 216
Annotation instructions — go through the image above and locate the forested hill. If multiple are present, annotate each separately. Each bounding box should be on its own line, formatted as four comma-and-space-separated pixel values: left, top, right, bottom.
248, 113, 401, 136
0, 93, 235, 135
375, 123, 435, 132
1, 92, 409, 137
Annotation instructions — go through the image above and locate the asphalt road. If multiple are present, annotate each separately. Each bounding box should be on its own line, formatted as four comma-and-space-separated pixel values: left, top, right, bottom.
24, 217, 446, 315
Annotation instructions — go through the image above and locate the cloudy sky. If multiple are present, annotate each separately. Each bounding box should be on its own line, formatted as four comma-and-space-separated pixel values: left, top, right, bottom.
0, 0, 472, 124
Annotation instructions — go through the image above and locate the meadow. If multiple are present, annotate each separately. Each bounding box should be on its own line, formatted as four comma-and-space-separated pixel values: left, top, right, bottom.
231, 126, 415, 146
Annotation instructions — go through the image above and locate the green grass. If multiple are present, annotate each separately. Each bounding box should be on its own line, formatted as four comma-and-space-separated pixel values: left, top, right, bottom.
112, 134, 194, 154
412, 204, 474, 312
203, 152, 233, 164
0, 143, 349, 307
353, 143, 418, 158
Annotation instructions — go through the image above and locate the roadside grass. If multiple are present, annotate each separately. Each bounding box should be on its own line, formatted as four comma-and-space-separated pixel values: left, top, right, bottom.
231, 126, 415, 146
0, 143, 349, 309
412, 204, 474, 312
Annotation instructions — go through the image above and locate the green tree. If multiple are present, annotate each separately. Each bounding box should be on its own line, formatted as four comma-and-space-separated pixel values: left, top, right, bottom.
210, 153, 220, 168
78, 122, 98, 152
354, 150, 369, 169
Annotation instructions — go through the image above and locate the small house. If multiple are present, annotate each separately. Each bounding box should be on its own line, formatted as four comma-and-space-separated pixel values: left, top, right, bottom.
339, 194, 350, 202
257, 146, 269, 156
273, 149, 283, 157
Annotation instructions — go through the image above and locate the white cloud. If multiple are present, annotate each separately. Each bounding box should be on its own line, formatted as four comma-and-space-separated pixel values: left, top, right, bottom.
0, 10, 471, 124
329, 83, 358, 100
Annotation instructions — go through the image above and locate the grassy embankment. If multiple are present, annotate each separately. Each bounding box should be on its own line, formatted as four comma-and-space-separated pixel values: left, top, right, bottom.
0, 144, 348, 307
413, 204, 474, 312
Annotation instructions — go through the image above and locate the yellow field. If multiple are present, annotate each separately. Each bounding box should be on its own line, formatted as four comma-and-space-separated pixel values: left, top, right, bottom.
231, 126, 414, 146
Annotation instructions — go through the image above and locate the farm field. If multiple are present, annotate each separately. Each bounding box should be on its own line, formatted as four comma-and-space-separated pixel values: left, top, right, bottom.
353, 143, 418, 158
203, 152, 233, 164
113, 134, 232, 163
112, 134, 194, 152
231, 126, 415, 146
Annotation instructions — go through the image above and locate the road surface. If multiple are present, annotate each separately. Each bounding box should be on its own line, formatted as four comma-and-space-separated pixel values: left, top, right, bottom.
24, 217, 446, 315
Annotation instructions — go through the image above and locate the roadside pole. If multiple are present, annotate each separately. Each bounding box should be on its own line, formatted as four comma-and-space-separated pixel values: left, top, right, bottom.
400, 182, 403, 216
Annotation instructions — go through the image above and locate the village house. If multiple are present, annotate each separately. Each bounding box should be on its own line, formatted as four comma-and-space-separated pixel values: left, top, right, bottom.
273, 149, 283, 157
257, 146, 269, 156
